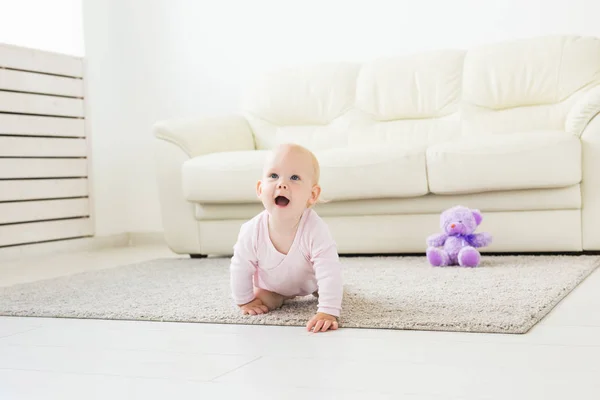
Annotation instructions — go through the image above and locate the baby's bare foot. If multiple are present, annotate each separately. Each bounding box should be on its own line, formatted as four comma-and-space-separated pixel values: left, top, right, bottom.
240, 298, 269, 315
254, 288, 291, 311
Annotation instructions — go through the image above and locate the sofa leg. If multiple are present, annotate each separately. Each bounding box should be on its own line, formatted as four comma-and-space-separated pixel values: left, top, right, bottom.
190, 254, 207, 259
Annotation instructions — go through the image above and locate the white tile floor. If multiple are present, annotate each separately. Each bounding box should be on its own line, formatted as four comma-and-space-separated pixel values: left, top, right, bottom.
0, 245, 599, 399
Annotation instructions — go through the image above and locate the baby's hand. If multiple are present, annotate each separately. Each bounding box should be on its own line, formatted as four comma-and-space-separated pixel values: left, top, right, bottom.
239, 298, 269, 315
306, 312, 339, 333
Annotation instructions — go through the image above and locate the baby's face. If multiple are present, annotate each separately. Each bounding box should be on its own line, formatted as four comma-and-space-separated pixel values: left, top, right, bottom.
256, 145, 320, 221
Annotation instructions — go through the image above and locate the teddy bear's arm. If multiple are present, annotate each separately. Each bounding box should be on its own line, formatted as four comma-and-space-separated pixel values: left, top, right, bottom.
426, 233, 448, 247
470, 232, 492, 248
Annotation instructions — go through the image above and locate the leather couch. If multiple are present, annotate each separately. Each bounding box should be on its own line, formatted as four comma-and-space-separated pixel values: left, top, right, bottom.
153, 35, 600, 256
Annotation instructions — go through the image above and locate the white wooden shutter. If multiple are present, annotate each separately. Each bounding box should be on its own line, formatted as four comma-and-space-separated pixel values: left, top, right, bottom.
0, 43, 93, 247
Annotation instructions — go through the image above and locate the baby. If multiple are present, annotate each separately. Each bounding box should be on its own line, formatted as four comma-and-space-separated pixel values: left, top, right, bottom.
229, 143, 343, 333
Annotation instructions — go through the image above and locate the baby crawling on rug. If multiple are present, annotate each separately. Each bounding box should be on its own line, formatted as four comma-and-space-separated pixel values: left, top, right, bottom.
229, 143, 343, 333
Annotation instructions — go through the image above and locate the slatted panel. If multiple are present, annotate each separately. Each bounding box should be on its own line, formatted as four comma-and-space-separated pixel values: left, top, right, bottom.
0, 179, 88, 202
1, 43, 92, 247
0, 219, 93, 247
0, 159, 87, 179
0, 91, 84, 117
0, 136, 86, 157
0, 68, 83, 97
0, 114, 84, 137
0, 43, 83, 77
0, 198, 89, 224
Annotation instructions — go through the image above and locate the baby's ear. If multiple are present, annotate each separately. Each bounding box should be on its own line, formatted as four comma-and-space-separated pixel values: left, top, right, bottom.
471, 209, 483, 225
256, 180, 262, 197
309, 184, 322, 206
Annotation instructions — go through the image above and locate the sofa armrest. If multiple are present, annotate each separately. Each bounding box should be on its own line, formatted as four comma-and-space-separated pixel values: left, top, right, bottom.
565, 85, 600, 137
152, 115, 254, 255
153, 115, 255, 157
577, 100, 600, 250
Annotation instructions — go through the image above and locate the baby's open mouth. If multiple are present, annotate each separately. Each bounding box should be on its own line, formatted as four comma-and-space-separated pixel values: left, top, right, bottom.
275, 196, 290, 207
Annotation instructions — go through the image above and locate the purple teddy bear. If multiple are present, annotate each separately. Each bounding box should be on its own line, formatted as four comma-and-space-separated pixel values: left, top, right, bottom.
426, 205, 492, 267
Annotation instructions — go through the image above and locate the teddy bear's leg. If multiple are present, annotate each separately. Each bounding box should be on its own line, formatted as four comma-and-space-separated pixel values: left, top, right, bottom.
426, 247, 450, 267
458, 246, 481, 267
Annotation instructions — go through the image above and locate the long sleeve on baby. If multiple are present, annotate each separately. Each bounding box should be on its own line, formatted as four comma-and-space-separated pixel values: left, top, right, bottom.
308, 222, 343, 317
229, 222, 257, 305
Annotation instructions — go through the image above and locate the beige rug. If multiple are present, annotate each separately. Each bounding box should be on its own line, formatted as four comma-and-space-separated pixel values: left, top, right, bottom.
0, 255, 598, 334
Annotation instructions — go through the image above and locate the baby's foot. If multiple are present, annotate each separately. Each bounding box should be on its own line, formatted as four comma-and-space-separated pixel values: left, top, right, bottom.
240, 298, 269, 315
254, 288, 291, 311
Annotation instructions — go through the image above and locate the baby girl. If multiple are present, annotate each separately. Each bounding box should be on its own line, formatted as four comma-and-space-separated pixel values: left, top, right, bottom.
229, 143, 343, 333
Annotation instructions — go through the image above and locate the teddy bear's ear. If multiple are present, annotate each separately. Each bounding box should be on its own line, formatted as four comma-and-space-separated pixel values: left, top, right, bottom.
472, 209, 483, 225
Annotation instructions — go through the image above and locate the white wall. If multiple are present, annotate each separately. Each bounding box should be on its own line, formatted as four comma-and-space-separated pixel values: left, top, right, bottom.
0, 0, 84, 56
82, 0, 600, 236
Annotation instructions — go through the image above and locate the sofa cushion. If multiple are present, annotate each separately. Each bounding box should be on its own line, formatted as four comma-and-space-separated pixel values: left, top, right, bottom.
243, 50, 466, 151
182, 146, 428, 203
355, 50, 465, 121
463, 36, 600, 111
318, 146, 428, 201
182, 150, 268, 203
461, 36, 600, 136
242, 63, 360, 127
426, 131, 581, 194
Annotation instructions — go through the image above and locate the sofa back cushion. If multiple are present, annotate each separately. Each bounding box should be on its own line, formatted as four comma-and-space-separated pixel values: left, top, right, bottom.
461, 35, 600, 135
354, 50, 464, 121
243, 63, 360, 127
242, 35, 600, 150
243, 51, 465, 151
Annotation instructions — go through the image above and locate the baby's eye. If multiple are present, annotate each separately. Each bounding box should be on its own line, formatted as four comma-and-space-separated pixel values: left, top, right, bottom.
269, 173, 278, 179
290, 175, 300, 181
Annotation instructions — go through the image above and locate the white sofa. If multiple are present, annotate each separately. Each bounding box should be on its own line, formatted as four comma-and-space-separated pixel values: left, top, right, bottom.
153, 35, 600, 257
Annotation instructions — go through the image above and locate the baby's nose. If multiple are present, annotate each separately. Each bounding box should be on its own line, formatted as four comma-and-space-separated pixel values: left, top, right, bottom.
278, 183, 288, 189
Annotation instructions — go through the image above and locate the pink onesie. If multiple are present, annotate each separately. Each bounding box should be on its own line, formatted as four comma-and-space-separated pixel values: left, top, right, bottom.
230, 208, 343, 317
